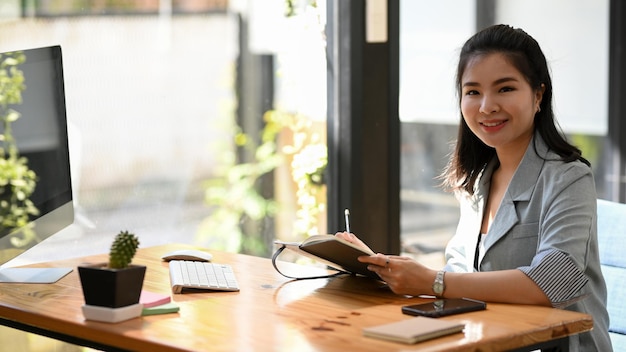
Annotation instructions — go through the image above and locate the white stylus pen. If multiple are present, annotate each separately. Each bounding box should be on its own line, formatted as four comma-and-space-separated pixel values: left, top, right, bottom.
344, 208, 351, 233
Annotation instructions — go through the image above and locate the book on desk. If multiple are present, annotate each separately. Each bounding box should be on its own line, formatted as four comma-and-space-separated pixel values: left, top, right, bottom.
362, 316, 465, 344
273, 234, 379, 279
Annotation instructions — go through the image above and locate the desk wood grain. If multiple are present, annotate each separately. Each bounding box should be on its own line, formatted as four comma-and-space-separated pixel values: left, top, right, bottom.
0, 244, 593, 351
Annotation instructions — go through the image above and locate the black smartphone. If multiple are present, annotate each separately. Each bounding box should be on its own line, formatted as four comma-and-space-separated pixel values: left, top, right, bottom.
401, 298, 486, 318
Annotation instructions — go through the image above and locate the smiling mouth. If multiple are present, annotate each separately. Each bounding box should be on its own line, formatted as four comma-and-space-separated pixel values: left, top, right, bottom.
481, 120, 506, 127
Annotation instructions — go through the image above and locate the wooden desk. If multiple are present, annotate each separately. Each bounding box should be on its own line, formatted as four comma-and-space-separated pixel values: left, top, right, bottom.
0, 244, 592, 351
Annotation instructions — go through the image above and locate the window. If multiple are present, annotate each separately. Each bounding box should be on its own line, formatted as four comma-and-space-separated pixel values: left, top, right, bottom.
1, 0, 327, 261
399, 0, 609, 266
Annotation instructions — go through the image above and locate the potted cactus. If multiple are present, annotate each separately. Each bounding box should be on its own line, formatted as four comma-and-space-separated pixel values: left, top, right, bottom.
78, 230, 146, 308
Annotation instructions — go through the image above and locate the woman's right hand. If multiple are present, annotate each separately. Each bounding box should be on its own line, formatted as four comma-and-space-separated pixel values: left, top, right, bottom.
334, 231, 374, 253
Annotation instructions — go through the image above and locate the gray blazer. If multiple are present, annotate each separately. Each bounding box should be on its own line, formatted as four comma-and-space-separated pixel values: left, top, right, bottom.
443, 133, 612, 351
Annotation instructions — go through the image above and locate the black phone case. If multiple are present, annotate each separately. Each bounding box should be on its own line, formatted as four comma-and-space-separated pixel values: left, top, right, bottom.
401, 298, 486, 318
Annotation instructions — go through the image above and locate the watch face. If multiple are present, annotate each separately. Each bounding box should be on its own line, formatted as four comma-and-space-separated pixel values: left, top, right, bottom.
433, 282, 444, 295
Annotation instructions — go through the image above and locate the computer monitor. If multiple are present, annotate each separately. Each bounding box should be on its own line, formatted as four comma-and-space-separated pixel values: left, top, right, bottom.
0, 45, 74, 283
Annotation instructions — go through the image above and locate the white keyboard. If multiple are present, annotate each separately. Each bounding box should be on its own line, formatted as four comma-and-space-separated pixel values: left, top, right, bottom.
168, 260, 240, 294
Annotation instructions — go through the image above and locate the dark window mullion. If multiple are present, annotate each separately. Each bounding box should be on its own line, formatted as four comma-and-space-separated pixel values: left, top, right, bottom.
605, 0, 626, 201
326, 1, 399, 253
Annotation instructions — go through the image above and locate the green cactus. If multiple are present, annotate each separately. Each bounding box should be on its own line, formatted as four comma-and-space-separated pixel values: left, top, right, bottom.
108, 230, 140, 269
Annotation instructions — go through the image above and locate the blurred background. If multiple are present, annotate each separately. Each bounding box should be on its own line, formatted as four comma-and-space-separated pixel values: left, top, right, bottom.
0, 0, 611, 350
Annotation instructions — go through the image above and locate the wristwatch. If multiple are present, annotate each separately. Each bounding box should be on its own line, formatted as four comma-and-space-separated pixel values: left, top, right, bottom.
432, 270, 446, 297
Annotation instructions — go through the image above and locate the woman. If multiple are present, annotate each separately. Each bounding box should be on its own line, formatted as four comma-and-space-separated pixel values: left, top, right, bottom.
337, 24, 611, 351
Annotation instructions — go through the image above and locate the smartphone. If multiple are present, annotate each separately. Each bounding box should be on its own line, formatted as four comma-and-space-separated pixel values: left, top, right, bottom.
401, 298, 486, 318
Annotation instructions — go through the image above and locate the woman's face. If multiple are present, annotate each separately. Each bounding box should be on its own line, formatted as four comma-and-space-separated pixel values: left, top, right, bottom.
460, 52, 543, 153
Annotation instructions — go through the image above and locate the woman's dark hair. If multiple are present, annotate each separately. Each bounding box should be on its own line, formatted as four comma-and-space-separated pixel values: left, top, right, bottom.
440, 24, 589, 195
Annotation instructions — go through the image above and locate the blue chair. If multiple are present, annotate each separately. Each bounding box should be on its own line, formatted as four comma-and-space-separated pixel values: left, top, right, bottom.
597, 199, 626, 351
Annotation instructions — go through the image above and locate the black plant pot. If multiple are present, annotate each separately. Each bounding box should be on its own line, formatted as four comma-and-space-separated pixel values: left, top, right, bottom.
78, 264, 146, 308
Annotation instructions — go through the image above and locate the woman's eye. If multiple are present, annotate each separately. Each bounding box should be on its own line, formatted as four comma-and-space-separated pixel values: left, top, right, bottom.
500, 86, 515, 93
465, 90, 479, 96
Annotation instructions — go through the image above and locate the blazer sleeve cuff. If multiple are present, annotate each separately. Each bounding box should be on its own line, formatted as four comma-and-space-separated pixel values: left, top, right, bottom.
518, 249, 589, 308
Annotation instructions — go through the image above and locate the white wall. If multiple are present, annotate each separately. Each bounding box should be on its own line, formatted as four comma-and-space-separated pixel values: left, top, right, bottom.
0, 15, 238, 192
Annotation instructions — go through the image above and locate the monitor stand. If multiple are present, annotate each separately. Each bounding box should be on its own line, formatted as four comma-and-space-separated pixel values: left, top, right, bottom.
0, 267, 73, 283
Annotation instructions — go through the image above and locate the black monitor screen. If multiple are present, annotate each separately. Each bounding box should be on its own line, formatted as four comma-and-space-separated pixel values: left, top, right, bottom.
0, 45, 73, 264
